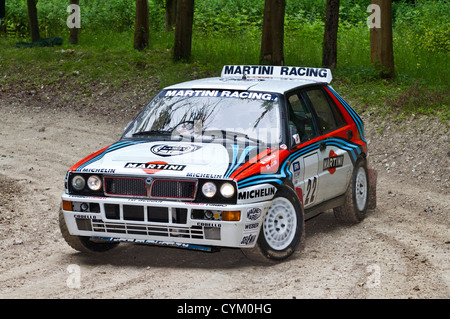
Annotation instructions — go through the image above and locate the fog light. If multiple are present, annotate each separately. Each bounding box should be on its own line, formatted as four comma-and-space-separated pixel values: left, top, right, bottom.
222, 210, 241, 221
204, 210, 222, 220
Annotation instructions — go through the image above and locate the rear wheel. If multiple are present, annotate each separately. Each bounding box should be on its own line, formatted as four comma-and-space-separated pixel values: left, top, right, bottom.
59, 209, 118, 253
334, 158, 369, 223
241, 187, 305, 263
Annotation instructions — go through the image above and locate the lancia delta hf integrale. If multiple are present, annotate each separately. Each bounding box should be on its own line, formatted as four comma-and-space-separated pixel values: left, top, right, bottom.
60, 65, 377, 262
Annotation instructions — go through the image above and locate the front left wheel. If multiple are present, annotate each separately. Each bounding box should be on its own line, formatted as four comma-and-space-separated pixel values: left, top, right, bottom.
241, 187, 305, 263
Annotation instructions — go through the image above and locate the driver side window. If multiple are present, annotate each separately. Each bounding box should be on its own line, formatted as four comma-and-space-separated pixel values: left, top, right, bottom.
287, 93, 318, 143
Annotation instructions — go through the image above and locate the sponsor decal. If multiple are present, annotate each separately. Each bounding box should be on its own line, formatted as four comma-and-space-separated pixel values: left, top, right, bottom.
150, 144, 201, 157
240, 233, 257, 246
293, 161, 301, 175
74, 214, 97, 220
238, 187, 276, 201
247, 207, 262, 221
80, 168, 116, 174
125, 161, 186, 174
186, 172, 223, 179
165, 89, 277, 102
94, 237, 214, 252
221, 65, 332, 83
244, 222, 260, 230
323, 150, 344, 174
196, 222, 221, 228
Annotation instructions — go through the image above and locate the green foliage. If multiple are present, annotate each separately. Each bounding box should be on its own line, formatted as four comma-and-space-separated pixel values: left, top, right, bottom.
0, 0, 448, 118
394, 0, 450, 53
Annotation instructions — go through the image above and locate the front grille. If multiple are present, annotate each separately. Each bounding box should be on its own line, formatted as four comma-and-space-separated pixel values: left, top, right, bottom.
103, 176, 197, 200
151, 180, 196, 200
104, 177, 147, 197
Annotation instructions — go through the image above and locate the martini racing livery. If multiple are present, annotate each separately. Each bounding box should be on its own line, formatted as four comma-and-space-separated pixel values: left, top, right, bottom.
60, 65, 377, 262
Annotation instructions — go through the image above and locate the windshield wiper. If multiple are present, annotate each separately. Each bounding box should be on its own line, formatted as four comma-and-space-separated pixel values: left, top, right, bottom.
132, 130, 173, 137
202, 129, 265, 145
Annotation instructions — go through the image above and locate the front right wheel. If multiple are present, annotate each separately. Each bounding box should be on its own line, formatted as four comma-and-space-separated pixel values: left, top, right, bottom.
241, 187, 305, 263
59, 209, 118, 253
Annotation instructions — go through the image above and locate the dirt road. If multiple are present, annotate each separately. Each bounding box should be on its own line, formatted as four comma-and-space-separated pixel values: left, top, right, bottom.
0, 94, 448, 299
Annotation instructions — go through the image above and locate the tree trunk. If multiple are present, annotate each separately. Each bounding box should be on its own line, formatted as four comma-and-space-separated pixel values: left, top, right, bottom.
134, 0, 150, 50
322, 0, 340, 69
260, 0, 285, 66
173, 0, 194, 61
165, 0, 177, 32
0, 0, 5, 20
370, 0, 395, 78
27, 0, 40, 42
68, 0, 80, 45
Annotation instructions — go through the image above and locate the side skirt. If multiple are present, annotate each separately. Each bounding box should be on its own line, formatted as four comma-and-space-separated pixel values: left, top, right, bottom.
305, 194, 346, 220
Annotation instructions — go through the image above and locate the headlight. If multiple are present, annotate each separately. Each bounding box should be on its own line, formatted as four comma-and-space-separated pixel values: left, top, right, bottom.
71, 175, 85, 191
220, 182, 235, 198
202, 182, 217, 198
87, 175, 102, 191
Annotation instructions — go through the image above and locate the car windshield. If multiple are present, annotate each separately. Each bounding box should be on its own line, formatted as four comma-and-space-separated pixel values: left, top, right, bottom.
122, 89, 282, 147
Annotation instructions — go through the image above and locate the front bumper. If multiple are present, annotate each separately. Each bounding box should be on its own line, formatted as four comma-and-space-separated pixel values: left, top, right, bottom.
61, 194, 270, 249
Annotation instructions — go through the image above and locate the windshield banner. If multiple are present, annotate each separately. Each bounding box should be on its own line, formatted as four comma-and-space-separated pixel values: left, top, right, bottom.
164, 89, 278, 101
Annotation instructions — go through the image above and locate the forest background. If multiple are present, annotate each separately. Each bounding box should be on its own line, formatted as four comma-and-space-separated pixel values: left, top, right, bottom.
0, 0, 448, 121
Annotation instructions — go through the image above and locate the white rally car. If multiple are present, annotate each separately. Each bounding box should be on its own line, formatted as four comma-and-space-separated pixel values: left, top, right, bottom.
60, 65, 377, 262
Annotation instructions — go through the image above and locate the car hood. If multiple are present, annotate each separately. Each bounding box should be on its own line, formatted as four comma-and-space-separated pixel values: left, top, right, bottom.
69, 140, 273, 181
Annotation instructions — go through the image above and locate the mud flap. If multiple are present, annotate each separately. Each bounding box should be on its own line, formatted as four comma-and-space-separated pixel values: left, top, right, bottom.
368, 169, 377, 210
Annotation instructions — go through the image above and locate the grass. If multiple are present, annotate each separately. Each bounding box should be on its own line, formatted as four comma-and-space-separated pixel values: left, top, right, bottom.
0, 27, 448, 123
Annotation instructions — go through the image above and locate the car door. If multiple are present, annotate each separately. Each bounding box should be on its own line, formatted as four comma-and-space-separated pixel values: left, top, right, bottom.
286, 91, 321, 209
301, 87, 353, 204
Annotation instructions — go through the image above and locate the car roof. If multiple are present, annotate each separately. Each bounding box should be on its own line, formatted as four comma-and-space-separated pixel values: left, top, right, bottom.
165, 77, 320, 94
164, 65, 332, 94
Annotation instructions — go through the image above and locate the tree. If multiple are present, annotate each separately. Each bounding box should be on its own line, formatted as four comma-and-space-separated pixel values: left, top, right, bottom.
0, 0, 5, 21
165, 0, 177, 32
173, 0, 194, 60
260, 0, 285, 66
322, 0, 340, 69
68, 0, 80, 45
27, 0, 40, 42
370, 0, 395, 78
134, 0, 150, 50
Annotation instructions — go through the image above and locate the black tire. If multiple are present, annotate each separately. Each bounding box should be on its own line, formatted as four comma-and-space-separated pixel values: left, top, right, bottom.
334, 158, 369, 223
241, 187, 305, 263
59, 209, 118, 253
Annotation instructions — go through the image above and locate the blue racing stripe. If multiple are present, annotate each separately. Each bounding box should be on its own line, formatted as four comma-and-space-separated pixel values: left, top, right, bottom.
237, 138, 363, 188
327, 86, 366, 142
